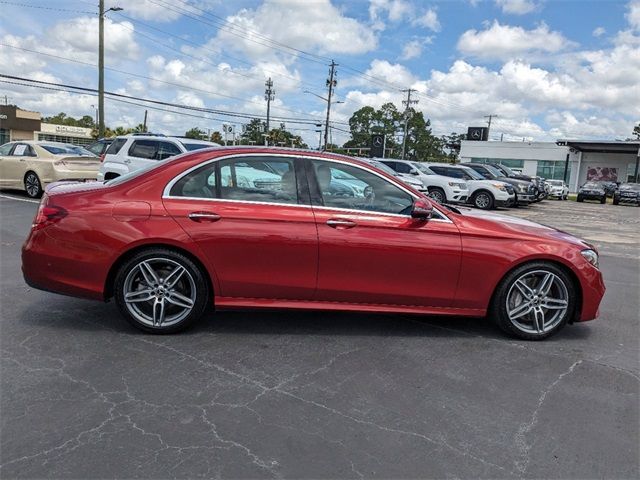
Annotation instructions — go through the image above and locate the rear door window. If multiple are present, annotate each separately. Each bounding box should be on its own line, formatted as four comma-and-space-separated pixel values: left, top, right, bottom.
128, 140, 159, 160
0, 143, 14, 156
394, 162, 412, 174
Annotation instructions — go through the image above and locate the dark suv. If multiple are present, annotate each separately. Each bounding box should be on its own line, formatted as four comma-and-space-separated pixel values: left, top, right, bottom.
613, 183, 640, 206
488, 163, 547, 201
464, 163, 536, 205
577, 182, 607, 204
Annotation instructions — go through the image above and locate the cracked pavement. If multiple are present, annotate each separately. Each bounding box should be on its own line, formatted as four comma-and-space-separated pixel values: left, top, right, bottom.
1, 193, 638, 479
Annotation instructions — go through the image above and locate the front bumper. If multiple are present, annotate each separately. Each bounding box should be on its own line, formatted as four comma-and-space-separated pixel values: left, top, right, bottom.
495, 197, 516, 208
515, 193, 535, 204
579, 193, 605, 200
615, 194, 640, 204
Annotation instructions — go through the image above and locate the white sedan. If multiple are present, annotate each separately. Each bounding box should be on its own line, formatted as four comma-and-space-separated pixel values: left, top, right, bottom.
546, 180, 569, 200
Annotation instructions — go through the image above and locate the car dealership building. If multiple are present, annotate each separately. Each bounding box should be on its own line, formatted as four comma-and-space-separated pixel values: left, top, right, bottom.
459, 139, 640, 192
0, 105, 94, 146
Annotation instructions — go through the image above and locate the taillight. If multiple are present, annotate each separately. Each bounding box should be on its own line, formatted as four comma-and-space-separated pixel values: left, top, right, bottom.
32, 195, 67, 230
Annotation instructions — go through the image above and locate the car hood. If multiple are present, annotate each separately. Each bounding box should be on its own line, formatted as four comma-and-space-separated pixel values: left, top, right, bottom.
451, 207, 591, 249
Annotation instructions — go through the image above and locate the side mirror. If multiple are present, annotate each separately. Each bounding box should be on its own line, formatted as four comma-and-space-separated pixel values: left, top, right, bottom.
410, 170, 420, 176
411, 198, 433, 220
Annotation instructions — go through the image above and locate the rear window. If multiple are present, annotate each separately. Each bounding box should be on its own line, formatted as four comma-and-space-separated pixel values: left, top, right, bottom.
129, 140, 158, 159
106, 138, 127, 155
181, 142, 214, 152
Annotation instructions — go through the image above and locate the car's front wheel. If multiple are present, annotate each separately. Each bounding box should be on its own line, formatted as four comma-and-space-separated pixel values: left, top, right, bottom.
490, 262, 576, 340
428, 187, 446, 204
600, 196, 606, 204
577, 195, 583, 202
114, 248, 210, 333
24, 172, 43, 198
472, 191, 494, 210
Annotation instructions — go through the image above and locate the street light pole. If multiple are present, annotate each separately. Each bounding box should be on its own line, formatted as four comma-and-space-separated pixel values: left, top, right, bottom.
98, 1, 122, 138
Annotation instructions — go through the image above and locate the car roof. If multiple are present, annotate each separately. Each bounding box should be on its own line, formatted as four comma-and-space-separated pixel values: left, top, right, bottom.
113, 134, 217, 144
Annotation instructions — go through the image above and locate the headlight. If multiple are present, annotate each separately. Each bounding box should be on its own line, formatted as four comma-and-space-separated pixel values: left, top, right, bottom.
491, 183, 506, 191
448, 182, 467, 189
581, 249, 599, 268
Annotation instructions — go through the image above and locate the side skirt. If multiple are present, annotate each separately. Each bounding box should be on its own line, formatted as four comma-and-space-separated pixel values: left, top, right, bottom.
214, 296, 486, 317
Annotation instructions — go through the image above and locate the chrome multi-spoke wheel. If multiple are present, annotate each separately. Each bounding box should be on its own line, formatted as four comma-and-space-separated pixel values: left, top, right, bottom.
115, 249, 209, 333
506, 270, 568, 334
24, 172, 42, 198
473, 192, 493, 210
491, 262, 575, 340
428, 188, 445, 203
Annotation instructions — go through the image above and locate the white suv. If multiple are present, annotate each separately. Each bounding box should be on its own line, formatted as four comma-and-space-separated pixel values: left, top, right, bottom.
425, 163, 516, 210
379, 159, 469, 204
98, 134, 219, 181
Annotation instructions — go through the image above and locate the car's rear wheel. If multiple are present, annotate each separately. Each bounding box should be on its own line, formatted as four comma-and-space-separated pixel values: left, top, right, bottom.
576, 195, 583, 202
600, 196, 606, 204
472, 191, 494, 210
490, 262, 575, 340
114, 248, 210, 333
428, 187, 446, 204
613, 197, 619, 205
24, 172, 42, 198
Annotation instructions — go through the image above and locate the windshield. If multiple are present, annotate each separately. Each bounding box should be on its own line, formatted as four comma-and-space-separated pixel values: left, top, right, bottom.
497, 164, 515, 176
369, 160, 398, 176
484, 165, 504, 177
411, 162, 434, 175
180, 142, 216, 151
459, 167, 484, 180
620, 183, 640, 190
41, 144, 95, 156
583, 182, 600, 189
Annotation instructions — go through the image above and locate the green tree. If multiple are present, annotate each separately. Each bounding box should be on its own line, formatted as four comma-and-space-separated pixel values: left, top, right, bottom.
268, 123, 308, 149
185, 127, 207, 139
241, 118, 267, 144
210, 131, 223, 144
43, 112, 95, 129
439, 132, 466, 163
633, 123, 640, 140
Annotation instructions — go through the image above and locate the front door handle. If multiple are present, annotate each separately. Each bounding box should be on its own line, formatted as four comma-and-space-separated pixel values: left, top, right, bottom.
123, 159, 131, 164
326, 218, 357, 229
188, 212, 221, 223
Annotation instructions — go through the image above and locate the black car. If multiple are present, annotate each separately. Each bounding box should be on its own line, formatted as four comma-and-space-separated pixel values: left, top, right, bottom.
613, 183, 640, 206
591, 180, 617, 198
577, 182, 607, 204
86, 138, 113, 158
488, 163, 546, 201
465, 163, 536, 205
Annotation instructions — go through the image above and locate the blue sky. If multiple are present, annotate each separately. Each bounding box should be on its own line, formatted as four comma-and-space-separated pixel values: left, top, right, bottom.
0, 0, 638, 146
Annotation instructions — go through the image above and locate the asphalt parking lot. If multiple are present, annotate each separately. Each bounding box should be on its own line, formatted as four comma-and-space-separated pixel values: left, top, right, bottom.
1, 192, 638, 479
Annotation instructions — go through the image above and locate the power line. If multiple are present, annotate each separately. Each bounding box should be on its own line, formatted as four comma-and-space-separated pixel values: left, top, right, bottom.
0, 74, 345, 127
0, 1, 96, 15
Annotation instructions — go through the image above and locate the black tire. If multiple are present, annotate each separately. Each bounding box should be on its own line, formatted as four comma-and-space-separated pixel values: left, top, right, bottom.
576, 195, 583, 202
489, 261, 576, 341
428, 187, 446, 204
24, 171, 43, 198
600, 196, 606, 204
613, 197, 619, 205
471, 190, 495, 210
114, 248, 210, 334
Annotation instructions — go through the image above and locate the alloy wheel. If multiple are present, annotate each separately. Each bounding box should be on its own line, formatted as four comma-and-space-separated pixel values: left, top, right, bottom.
123, 258, 197, 328
474, 193, 491, 209
506, 269, 569, 334
25, 173, 41, 198
429, 189, 445, 203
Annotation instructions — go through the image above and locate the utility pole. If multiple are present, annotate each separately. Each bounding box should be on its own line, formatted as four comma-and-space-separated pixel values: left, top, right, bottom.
98, 1, 122, 138
264, 77, 275, 146
324, 60, 338, 151
142, 110, 148, 132
401, 88, 418, 159
484, 114, 498, 137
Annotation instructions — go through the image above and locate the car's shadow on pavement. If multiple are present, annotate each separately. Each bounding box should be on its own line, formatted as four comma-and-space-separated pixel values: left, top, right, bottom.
19, 294, 593, 343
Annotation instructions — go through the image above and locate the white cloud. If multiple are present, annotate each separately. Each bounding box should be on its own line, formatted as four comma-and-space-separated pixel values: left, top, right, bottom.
413, 9, 441, 32
495, 0, 539, 15
457, 21, 573, 59
592, 27, 606, 37
214, 0, 377, 61
104, 0, 221, 23
369, 0, 412, 24
627, 0, 640, 30
399, 37, 432, 60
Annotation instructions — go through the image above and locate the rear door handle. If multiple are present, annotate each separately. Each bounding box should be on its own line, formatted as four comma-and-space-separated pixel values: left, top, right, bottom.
188, 212, 221, 223
326, 218, 357, 229
123, 159, 131, 164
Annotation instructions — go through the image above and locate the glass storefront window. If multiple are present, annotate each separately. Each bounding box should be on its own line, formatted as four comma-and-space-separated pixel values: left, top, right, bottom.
536, 160, 567, 180
470, 158, 525, 169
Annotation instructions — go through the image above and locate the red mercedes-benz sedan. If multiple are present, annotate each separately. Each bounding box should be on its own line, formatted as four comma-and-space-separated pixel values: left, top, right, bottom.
22, 148, 605, 340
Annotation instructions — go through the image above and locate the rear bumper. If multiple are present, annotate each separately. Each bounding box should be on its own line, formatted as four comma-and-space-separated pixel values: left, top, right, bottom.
22, 229, 106, 301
